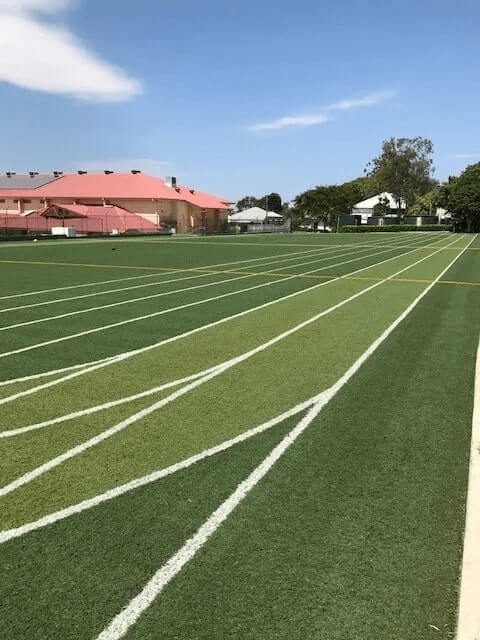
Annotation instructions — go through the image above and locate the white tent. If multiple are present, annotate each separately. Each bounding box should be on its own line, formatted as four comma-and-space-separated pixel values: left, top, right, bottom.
228, 207, 283, 223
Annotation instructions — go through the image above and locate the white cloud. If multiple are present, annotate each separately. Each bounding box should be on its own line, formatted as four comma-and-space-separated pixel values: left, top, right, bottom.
325, 90, 396, 111
0, 0, 73, 13
249, 89, 395, 132
249, 113, 331, 132
0, 0, 141, 101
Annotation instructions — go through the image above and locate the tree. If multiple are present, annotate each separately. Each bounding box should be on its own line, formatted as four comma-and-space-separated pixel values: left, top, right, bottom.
372, 196, 391, 217
409, 188, 441, 216
236, 192, 283, 213
294, 185, 351, 230
366, 137, 435, 211
444, 163, 480, 232
236, 196, 260, 211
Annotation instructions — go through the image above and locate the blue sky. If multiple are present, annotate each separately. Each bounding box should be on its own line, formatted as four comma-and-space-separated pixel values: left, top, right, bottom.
0, 0, 479, 200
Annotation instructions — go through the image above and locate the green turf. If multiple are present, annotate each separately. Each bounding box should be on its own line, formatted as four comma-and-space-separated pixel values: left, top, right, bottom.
119, 262, 479, 640
0, 233, 439, 379
0, 231, 478, 640
0, 415, 298, 640
0, 247, 467, 528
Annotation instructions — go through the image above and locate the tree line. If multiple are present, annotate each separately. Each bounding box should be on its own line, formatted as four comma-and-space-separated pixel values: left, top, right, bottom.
236, 137, 480, 232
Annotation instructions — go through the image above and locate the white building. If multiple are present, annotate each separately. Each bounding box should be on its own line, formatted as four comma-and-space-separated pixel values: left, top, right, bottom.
228, 207, 283, 224
352, 192, 406, 224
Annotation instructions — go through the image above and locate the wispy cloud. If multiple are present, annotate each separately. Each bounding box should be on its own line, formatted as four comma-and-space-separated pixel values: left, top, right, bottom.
451, 153, 480, 160
0, 0, 141, 102
325, 90, 396, 111
249, 113, 331, 132
248, 89, 395, 132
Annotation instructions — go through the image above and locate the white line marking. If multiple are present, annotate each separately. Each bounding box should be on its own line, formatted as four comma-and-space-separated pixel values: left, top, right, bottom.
456, 338, 480, 640
0, 235, 435, 384
0, 244, 357, 302
0, 235, 465, 497
0, 233, 438, 359
0, 245, 381, 332
0, 365, 224, 438
94, 235, 473, 640
0, 246, 345, 312
0, 394, 318, 544
0, 234, 449, 405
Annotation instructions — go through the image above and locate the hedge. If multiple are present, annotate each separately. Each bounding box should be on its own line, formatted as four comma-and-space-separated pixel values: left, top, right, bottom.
340, 224, 452, 233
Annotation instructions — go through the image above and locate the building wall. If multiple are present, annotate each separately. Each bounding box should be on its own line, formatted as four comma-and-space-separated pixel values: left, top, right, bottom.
0, 196, 226, 232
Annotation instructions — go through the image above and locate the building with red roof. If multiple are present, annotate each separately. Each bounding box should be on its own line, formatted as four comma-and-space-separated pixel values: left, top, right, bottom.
0, 171, 229, 233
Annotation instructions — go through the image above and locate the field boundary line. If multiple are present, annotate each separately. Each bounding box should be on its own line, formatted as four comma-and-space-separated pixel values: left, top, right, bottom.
456, 338, 480, 640
0, 233, 442, 401
94, 235, 474, 640
0, 395, 318, 543
0, 244, 381, 331
0, 235, 465, 498
0, 233, 449, 403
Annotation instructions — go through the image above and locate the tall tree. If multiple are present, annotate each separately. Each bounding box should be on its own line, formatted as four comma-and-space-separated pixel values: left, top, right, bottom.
443, 163, 480, 232
372, 196, 391, 216
294, 185, 351, 230
236, 192, 283, 213
366, 137, 435, 211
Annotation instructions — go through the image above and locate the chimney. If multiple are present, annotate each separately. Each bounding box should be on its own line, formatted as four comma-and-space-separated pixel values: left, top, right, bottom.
166, 176, 177, 188
104, 170, 114, 175
189, 189, 195, 194
78, 170, 88, 175
131, 169, 141, 174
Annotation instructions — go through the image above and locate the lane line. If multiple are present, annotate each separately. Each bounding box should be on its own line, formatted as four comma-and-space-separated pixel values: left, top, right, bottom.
0, 395, 317, 544
0, 246, 345, 313
0, 237, 449, 387
0, 235, 466, 497
0, 232, 421, 306
456, 339, 480, 640
0, 365, 224, 438
0, 245, 340, 302
0, 244, 383, 331
94, 235, 474, 640
0, 239, 452, 436
1, 237, 409, 277
0, 233, 449, 404
0, 233, 439, 356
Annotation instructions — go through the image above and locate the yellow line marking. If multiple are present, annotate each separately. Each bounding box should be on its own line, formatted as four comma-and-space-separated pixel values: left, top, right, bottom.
0, 258, 478, 288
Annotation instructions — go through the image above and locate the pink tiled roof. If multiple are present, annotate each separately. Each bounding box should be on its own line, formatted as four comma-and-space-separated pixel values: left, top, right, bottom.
174, 186, 230, 210
0, 173, 228, 209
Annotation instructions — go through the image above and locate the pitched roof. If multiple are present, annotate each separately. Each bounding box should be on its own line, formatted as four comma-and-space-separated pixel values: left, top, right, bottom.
20, 204, 160, 233
174, 185, 229, 210
352, 192, 406, 210
0, 173, 228, 209
0, 174, 60, 189
229, 207, 283, 222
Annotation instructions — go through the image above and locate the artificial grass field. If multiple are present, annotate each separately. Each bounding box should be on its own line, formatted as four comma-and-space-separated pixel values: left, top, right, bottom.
0, 231, 479, 639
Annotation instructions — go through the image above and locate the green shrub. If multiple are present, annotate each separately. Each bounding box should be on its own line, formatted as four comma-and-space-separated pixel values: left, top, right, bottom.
340, 224, 452, 233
